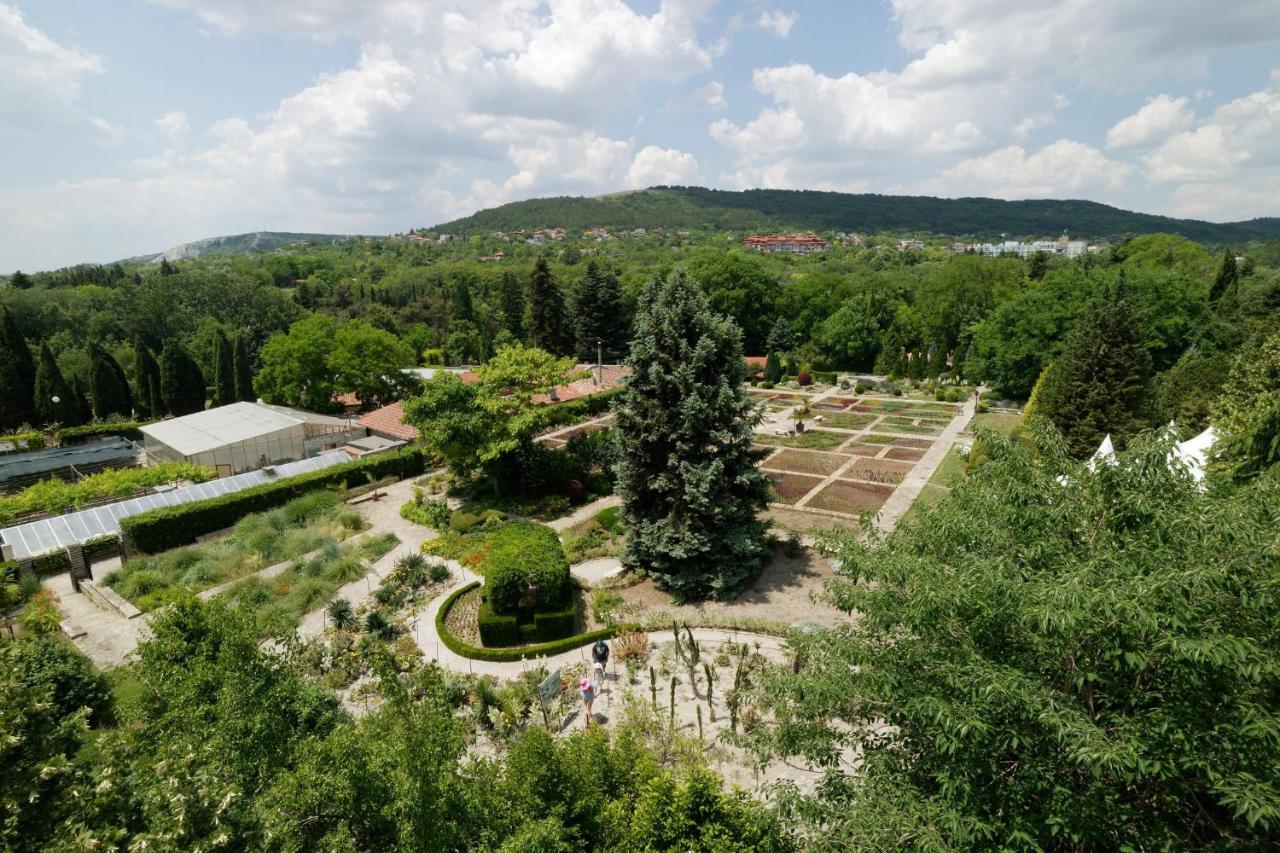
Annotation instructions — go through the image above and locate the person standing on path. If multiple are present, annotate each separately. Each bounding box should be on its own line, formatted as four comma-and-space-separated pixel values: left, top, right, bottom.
579, 678, 595, 727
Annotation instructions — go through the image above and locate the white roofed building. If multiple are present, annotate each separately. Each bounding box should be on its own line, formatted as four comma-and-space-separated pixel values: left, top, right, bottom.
140, 402, 361, 474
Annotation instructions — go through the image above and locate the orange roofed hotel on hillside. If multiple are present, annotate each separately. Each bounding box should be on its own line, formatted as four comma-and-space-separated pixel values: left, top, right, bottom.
742, 233, 828, 254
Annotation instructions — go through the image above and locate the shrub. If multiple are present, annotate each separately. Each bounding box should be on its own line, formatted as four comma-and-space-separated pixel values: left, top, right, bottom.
428, 562, 450, 583
481, 522, 570, 614
437, 582, 639, 661
976, 401, 991, 414
591, 588, 624, 624
761, 381, 775, 390
363, 609, 395, 639
477, 598, 520, 646
855, 381, 871, 394
935, 390, 947, 401
0, 431, 44, 453
449, 510, 482, 532
400, 495, 452, 530
327, 597, 355, 629
892, 386, 903, 397
532, 602, 576, 641
120, 449, 427, 554
281, 489, 342, 525
595, 505, 622, 533
6, 635, 111, 724
796, 372, 812, 387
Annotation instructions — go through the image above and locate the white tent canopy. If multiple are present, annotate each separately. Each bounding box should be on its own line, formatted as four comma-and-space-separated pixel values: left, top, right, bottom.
1167, 426, 1217, 484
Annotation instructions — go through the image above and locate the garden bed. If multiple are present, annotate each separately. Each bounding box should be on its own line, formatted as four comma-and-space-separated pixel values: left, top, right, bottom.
843, 458, 915, 484
765, 471, 825, 504
814, 411, 877, 430
104, 491, 365, 611
885, 447, 927, 462
807, 480, 894, 513
753, 429, 849, 451
761, 449, 850, 476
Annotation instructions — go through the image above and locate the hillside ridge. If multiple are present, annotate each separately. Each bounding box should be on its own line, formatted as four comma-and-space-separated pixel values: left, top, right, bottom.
429, 186, 1280, 243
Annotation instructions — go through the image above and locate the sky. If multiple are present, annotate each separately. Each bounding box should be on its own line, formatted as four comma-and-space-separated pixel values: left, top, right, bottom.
2, 0, 1279, 271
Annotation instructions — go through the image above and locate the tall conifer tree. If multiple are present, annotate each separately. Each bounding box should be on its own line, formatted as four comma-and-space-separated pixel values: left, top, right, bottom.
1210, 247, 1239, 304
233, 334, 254, 402
613, 269, 772, 599
571, 261, 626, 361
211, 330, 235, 407
87, 343, 133, 420
133, 337, 164, 418
497, 272, 526, 340
160, 341, 206, 416
0, 306, 35, 430
1037, 276, 1152, 458
528, 256, 568, 355
34, 343, 79, 426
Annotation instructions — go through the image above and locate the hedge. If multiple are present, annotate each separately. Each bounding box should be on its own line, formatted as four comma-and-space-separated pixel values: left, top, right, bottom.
26, 534, 119, 577
0, 432, 44, 454
477, 598, 520, 646
56, 421, 149, 444
436, 581, 639, 662
481, 522, 570, 614
812, 370, 838, 385
120, 449, 428, 554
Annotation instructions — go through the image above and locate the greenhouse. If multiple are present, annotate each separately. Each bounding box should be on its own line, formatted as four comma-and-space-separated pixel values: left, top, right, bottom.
0, 450, 350, 561
140, 402, 359, 474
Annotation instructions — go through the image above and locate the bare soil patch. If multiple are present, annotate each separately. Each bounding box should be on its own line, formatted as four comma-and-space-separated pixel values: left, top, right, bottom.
762, 449, 850, 476
845, 442, 889, 457
885, 446, 926, 462
808, 480, 893, 513
892, 436, 934, 449
765, 471, 825, 504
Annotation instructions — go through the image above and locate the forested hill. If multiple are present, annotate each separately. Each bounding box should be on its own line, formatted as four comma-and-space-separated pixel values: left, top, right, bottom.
120, 231, 358, 264
432, 187, 1280, 243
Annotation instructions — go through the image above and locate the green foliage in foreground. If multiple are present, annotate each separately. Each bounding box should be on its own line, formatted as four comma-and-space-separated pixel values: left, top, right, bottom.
0, 461, 214, 525
747, 424, 1280, 849
4, 596, 789, 851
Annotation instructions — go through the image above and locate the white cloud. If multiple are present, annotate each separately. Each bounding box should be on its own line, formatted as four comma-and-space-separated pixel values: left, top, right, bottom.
1145, 72, 1280, 218
757, 10, 798, 39
626, 145, 700, 187
154, 110, 190, 141
1106, 95, 1193, 149
0, 3, 102, 123
686, 80, 726, 110
925, 140, 1133, 200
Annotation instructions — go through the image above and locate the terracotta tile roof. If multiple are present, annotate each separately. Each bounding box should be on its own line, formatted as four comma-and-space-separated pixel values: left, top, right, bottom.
358, 400, 419, 441
531, 364, 630, 405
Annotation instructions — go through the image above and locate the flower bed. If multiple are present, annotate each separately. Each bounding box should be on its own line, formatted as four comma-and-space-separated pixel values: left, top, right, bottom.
761, 449, 850, 476
807, 480, 894, 513
765, 471, 824, 504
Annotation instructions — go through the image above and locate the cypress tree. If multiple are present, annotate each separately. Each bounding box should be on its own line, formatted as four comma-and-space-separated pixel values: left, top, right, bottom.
571, 261, 626, 361
528, 256, 568, 355
1210, 247, 1239, 304
763, 352, 782, 384
33, 343, 79, 426
450, 278, 475, 324
233, 334, 254, 402
87, 342, 133, 420
1037, 276, 1153, 458
9, 270, 31, 290
70, 376, 93, 425
498, 271, 525, 340
0, 306, 36, 430
133, 337, 164, 418
765, 317, 796, 354
613, 269, 772, 600
211, 329, 235, 407
160, 341, 206, 416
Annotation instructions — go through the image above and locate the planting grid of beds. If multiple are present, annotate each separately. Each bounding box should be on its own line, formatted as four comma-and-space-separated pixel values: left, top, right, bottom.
755, 395, 961, 519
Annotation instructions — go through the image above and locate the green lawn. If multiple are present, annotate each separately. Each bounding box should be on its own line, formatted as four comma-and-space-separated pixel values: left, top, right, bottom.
970, 411, 1022, 436
899, 447, 967, 528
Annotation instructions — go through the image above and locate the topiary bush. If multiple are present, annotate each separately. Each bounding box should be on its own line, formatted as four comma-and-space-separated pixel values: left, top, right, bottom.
477, 598, 520, 646
481, 522, 570, 615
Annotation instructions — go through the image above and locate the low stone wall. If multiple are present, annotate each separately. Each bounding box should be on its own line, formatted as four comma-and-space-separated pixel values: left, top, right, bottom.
80, 579, 142, 620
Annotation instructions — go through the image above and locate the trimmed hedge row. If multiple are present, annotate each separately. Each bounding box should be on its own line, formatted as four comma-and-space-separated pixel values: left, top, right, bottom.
0, 431, 45, 454
477, 593, 578, 646
26, 534, 119, 577
437, 581, 638, 662
121, 449, 428, 554
56, 421, 148, 444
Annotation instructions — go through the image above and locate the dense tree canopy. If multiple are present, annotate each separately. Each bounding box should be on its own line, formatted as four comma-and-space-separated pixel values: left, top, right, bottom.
746, 425, 1280, 849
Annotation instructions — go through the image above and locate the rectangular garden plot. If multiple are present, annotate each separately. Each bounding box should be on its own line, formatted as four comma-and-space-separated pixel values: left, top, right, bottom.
754, 429, 850, 451
815, 411, 876, 430
878, 417, 943, 435
842, 458, 915, 484
766, 471, 825, 505
762, 449, 850, 476
807, 480, 894, 513
885, 446, 926, 462
846, 443, 888, 457
891, 436, 933, 449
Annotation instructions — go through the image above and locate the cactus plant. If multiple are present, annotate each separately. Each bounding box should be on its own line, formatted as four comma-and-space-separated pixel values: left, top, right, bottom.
674, 623, 702, 696
669, 676, 677, 731
704, 662, 715, 721
697, 704, 704, 743
649, 666, 657, 707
